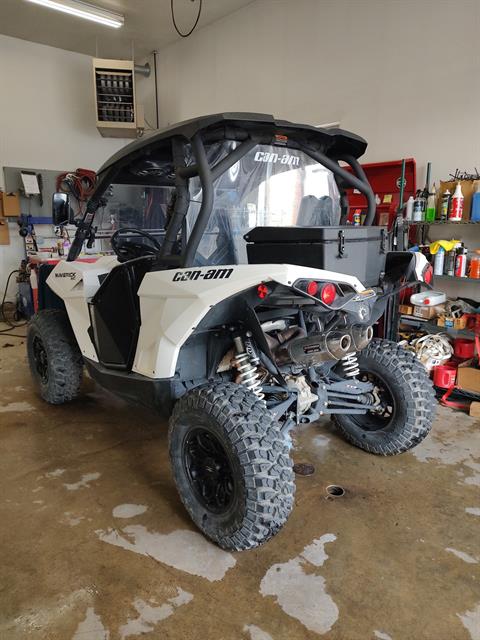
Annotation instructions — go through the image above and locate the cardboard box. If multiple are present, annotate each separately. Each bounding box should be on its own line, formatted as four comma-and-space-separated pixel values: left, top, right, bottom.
0, 218, 10, 245
399, 304, 414, 316
437, 315, 467, 330
457, 365, 480, 394
0, 191, 21, 217
438, 179, 480, 221
413, 305, 442, 319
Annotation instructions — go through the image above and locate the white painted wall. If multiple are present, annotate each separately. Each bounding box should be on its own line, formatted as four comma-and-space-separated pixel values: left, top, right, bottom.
0, 34, 129, 299
157, 0, 480, 186
156, 0, 480, 299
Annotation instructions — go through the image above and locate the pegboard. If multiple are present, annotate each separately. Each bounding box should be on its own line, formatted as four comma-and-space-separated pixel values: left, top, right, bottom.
3, 166, 65, 219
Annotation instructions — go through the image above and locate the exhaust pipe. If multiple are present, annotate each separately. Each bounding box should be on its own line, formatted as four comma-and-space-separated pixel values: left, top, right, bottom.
349, 325, 374, 351
276, 331, 352, 367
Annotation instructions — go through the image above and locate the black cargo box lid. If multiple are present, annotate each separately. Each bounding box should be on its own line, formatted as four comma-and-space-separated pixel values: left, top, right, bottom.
244, 226, 387, 244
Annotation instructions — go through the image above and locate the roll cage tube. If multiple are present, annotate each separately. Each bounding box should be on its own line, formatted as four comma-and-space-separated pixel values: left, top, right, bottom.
66, 126, 375, 263
182, 134, 257, 267
66, 165, 119, 261
302, 148, 376, 226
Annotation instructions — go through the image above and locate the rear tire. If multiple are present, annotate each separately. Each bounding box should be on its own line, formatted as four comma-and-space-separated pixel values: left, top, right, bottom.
27, 310, 83, 404
169, 383, 295, 550
333, 339, 436, 455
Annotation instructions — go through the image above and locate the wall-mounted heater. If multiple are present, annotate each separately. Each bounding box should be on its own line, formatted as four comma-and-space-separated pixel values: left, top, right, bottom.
93, 58, 144, 138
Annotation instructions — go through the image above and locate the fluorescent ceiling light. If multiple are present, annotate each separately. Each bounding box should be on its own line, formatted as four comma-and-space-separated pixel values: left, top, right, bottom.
26, 0, 124, 28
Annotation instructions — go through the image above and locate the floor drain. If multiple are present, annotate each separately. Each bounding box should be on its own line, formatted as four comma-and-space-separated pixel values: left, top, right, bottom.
293, 462, 315, 476
326, 484, 345, 497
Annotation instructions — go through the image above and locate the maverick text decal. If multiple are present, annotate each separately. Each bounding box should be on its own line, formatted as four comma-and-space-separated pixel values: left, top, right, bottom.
55, 272, 77, 280
172, 268, 233, 282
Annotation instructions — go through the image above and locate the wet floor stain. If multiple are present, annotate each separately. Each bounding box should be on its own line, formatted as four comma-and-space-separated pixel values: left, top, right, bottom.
0, 401, 35, 413
260, 534, 338, 635
112, 504, 148, 518
96, 525, 236, 581
118, 588, 193, 639
243, 623, 274, 640
373, 631, 393, 640
63, 472, 101, 491
457, 602, 480, 640
72, 607, 109, 640
465, 507, 480, 516
45, 468, 66, 479
445, 548, 478, 564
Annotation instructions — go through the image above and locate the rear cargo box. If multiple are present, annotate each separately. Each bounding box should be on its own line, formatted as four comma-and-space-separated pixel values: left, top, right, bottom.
245, 226, 388, 287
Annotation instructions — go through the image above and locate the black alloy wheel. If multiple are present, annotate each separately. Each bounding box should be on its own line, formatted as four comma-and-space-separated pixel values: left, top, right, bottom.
183, 428, 235, 514
32, 335, 49, 384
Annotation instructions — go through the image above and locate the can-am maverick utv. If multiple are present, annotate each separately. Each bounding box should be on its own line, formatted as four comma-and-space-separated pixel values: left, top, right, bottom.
27, 113, 435, 550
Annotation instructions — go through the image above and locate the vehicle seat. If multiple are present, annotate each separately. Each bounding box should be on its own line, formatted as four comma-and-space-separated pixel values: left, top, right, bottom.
297, 195, 335, 226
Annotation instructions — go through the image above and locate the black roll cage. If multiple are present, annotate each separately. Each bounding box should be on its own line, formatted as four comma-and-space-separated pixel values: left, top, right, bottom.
67, 115, 376, 264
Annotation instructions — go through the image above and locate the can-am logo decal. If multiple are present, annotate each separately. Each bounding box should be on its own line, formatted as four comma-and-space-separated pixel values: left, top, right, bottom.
55, 272, 77, 280
173, 268, 233, 282
254, 151, 299, 166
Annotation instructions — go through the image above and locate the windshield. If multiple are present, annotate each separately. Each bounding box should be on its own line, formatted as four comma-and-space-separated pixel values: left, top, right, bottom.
93, 141, 340, 262
93, 183, 173, 251
187, 142, 341, 266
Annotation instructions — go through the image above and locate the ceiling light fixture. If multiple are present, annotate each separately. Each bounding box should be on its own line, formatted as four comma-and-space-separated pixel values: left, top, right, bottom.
25, 0, 124, 28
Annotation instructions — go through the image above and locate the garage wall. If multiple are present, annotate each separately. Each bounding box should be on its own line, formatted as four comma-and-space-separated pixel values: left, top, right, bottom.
0, 35, 128, 299
156, 0, 480, 185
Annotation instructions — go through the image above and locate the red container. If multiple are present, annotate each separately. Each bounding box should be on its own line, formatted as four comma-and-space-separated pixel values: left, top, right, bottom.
432, 364, 457, 388
454, 338, 475, 360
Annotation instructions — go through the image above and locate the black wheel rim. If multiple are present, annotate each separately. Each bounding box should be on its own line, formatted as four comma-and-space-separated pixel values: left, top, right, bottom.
183, 428, 235, 514
351, 370, 396, 432
32, 336, 48, 384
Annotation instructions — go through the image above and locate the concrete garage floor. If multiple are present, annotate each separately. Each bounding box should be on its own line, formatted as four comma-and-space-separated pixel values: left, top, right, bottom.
1, 330, 479, 640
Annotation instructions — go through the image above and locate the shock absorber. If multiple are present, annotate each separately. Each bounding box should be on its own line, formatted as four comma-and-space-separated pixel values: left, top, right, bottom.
342, 351, 360, 378
233, 335, 265, 400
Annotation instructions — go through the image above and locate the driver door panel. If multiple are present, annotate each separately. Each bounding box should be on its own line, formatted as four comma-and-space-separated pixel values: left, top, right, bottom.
88, 262, 148, 370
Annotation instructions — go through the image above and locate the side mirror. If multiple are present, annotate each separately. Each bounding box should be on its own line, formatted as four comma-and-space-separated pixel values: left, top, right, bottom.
52, 192, 74, 226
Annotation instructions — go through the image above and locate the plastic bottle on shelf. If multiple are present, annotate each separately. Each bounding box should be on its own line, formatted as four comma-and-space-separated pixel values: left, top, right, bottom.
439, 190, 451, 221
425, 183, 436, 222
471, 183, 480, 222
469, 254, 480, 278
405, 196, 414, 220
434, 246, 445, 275
449, 183, 464, 221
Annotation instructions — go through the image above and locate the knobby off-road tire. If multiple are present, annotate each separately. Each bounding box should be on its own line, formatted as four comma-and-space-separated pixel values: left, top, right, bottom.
333, 339, 436, 455
169, 383, 295, 551
27, 310, 83, 404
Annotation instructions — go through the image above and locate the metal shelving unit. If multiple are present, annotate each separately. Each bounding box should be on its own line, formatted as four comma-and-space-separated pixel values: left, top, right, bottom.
399, 314, 475, 338
434, 275, 480, 283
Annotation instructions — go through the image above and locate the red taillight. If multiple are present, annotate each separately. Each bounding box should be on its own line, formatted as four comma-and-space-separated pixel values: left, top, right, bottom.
257, 284, 269, 299
320, 283, 337, 305
423, 265, 433, 284
306, 280, 319, 296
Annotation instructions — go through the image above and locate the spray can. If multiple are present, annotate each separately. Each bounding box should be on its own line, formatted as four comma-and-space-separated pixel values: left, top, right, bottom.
353, 210, 361, 226
455, 244, 468, 277
425, 183, 436, 222
449, 183, 464, 221
405, 196, 414, 221
446, 241, 461, 276
434, 247, 445, 275
440, 190, 451, 221
413, 190, 425, 222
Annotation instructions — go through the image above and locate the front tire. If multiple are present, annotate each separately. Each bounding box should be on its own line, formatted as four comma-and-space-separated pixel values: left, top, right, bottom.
27, 310, 83, 404
169, 383, 295, 551
333, 339, 436, 455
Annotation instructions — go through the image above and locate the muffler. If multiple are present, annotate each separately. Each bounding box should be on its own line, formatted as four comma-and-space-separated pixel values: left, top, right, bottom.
276, 331, 352, 367
349, 325, 374, 351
